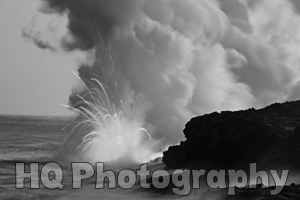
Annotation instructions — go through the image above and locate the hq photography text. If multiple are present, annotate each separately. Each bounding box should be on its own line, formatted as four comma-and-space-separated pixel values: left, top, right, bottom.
15, 162, 289, 195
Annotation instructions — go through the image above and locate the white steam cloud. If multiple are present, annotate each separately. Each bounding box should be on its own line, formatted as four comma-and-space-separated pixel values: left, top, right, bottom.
27, 0, 300, 150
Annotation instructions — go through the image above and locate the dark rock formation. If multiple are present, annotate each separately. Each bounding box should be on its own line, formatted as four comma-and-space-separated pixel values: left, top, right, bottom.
201, 184, 300, 200
163, 101, 300, 169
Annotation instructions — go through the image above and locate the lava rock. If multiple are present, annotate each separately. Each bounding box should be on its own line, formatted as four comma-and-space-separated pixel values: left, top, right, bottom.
163, 101, 300, 169
201, 184, 300, 200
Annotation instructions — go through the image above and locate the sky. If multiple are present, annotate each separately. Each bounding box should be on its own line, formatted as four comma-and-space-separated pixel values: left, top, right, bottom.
2, 0, 300, 121
0, 0, 79, 116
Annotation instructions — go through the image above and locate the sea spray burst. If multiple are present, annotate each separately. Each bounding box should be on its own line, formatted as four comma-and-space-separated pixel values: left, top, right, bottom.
61, 77, 162, 164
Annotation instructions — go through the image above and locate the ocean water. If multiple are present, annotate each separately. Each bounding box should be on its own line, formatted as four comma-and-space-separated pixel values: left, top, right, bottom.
1, 117, 299, 200
0, 116, 203, 200
0, 116, 68, 199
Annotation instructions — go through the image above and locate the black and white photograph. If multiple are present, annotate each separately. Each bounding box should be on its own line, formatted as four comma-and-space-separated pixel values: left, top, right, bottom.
1, 0, 300, 199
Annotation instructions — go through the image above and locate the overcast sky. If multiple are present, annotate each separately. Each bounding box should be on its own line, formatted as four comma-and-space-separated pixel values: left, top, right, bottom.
2, 0, 300, 118
0, 0, 78, 116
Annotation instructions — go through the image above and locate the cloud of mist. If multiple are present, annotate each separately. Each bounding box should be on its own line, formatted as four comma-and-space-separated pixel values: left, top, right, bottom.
30, 0, 300, 148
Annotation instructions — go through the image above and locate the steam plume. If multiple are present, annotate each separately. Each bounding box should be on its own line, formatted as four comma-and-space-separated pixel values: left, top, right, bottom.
29, 0, 300, 158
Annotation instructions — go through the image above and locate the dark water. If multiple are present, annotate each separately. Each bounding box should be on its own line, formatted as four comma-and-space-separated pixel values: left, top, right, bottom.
0, 116, 188, 200
0, 116, 69, 199
0, 116, 67, 161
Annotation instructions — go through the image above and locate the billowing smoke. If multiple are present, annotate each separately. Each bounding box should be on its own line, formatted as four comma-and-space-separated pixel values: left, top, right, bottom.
27, 0, 300, 161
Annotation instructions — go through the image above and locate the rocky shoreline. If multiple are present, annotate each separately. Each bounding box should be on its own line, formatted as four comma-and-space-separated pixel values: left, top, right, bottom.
201, 183, 300, 200
163, 100, 300, 170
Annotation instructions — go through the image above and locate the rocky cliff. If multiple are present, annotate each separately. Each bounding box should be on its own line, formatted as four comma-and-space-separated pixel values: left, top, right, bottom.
163, 101, 300, 169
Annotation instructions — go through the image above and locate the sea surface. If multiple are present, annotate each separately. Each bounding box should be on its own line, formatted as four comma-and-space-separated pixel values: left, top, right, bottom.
0, 116, 205, 200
